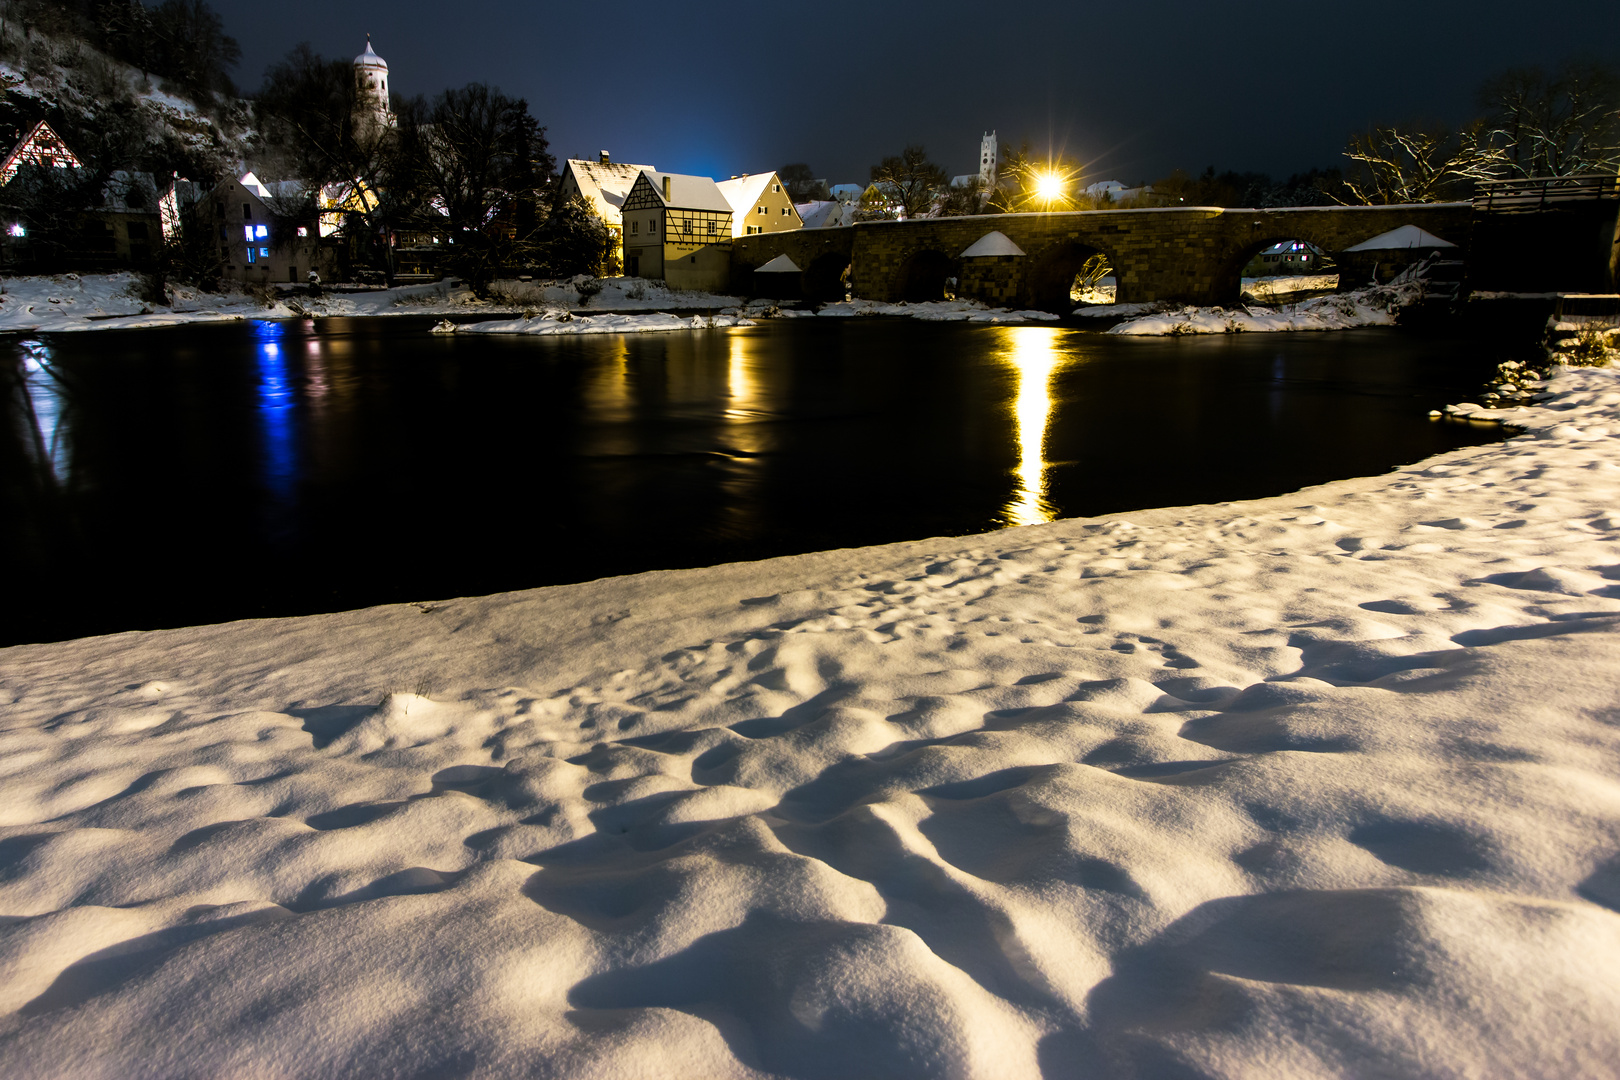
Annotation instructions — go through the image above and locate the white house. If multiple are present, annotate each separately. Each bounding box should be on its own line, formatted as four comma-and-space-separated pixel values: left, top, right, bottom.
556, 152, 657, 266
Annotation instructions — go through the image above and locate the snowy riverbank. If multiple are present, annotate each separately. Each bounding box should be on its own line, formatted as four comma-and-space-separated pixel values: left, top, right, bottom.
1075, 281, 1426, 336
2, 364, 1618, 1076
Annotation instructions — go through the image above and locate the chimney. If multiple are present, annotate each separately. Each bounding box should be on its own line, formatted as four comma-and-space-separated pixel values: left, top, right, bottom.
599, 150, 610, 164
661, 175, 671, 201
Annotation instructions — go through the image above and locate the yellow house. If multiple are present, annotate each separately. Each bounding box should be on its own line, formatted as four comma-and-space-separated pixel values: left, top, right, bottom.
715, 172, 803, 237
621, 170, 734, 292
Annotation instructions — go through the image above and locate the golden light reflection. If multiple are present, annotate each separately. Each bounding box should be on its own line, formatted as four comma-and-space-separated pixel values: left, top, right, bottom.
1001, 327, 1066, 527
727, 332, 754, 420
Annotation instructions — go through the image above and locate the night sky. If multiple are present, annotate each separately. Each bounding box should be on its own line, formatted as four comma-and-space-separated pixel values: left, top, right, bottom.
214, 1, 1619, 186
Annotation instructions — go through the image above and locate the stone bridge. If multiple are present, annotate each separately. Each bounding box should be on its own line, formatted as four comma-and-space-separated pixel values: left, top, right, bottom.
730, 203, 1476, 309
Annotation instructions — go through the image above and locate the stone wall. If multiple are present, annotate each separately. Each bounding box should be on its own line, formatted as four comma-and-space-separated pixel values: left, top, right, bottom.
732, 204, 1478, 308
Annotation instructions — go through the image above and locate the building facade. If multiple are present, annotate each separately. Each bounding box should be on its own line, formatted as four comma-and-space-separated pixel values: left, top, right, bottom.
716, 172, 803, 238
199, 172, 329, 284
621, 170, 734, 291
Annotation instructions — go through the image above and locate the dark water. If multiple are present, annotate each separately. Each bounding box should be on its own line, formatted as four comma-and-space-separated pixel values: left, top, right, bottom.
1, 316, 1502, 646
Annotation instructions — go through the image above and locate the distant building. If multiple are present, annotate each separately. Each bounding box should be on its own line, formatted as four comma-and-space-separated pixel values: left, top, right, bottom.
352, 36, 394, 140
829, 184, 865, 204
620, 170, 733, 292
0, 119, 81, 183
198, 172, 330, 284
716, 172, 802, 237
556, 152, 656, 268
795, 200, 850, 228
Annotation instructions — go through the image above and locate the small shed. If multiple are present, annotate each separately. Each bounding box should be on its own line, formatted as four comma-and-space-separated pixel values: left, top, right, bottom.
753, 252, 802, 298
958, 230, 1027, 305
1339, 224, 1459, 286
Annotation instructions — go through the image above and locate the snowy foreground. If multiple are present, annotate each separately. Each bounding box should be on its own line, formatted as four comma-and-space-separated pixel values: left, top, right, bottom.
3, 366, 1620, 1077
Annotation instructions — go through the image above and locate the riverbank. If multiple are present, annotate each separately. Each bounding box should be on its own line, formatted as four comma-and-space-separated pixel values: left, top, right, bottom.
1, 364, 1616, 1075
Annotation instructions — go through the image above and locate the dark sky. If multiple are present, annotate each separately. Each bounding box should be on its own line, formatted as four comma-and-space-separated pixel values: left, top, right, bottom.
214, 1, 1619, 185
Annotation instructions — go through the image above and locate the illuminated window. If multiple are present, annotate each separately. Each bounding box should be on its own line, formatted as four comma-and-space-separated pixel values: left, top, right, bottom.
260, 247, 270, 257
244, 225, 254, 242
7, 223, 24, 237
254, 224, 268, 239
297, 226, 308, 237
246, 247, 256, 263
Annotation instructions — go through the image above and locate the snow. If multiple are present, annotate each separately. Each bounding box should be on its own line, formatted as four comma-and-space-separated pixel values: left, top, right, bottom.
454, 311, 757, 336
1341, 225, 1459, 252
959, 231, 1027, 258
2, 360, 1619, 1075
0, 274, 745, 333
754, 254, 801, 273
817, 299, 1060, 323
1108, 282, 1424, 336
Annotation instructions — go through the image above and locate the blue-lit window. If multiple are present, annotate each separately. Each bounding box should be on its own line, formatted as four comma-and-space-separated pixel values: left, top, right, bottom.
254, 224, 268, 239
246, 247, 256, 263
259, 247, 270, 257
244, 225, 254, 242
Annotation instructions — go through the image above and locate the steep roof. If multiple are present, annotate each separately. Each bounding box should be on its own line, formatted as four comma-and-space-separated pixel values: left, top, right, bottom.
1343, 225, 1458, 252
563, 158, 654, 225
635, 170, 733, 213
960, 230, 1026, 258
796, 200, 839, 228
755, 253, 801, 273
0, 119, 82, 182
716, 172, 777, 216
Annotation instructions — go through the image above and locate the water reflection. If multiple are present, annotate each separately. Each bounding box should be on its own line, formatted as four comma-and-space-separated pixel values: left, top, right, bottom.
255, 321, 298, 502
1000, 327, 1066, 526
15, 340, 70, 483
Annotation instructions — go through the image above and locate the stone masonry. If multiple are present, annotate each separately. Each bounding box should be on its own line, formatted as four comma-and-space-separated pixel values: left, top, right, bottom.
731, 204, 1477, 308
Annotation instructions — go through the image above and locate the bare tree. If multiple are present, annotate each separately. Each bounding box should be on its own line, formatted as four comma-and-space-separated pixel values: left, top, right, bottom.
869, 144, 947, 219
1339, 122, 1504, 205
399, 84, 552, 295
1479, 58, 1620, 177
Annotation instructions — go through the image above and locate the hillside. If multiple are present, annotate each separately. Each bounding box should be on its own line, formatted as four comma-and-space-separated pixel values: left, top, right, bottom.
0, 14, 253, 189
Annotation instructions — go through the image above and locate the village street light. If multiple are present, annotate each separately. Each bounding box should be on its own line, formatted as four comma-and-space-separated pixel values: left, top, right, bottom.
1035, 172, 1065, 204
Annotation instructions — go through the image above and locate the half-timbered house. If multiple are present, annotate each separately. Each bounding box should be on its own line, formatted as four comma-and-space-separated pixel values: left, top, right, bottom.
620, 170, 734, 292
0, 120, 82, 183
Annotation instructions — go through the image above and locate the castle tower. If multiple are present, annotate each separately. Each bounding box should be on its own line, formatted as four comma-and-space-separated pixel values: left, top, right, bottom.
353, 35, 394, 137
979, 131, 998, 190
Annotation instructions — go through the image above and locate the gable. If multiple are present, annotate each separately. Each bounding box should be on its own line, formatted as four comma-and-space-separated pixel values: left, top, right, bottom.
1, 120, 82, 183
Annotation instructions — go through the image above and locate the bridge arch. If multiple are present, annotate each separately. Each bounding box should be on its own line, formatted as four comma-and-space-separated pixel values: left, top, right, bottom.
895, 248, 959, 302
802, 251, 849, 302
1214, 233, 1339, 304
1025, 239, 1119, 311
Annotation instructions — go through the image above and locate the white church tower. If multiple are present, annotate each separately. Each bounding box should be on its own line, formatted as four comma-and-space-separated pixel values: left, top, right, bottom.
978, 131, 998, 190
353, 35, 394, 138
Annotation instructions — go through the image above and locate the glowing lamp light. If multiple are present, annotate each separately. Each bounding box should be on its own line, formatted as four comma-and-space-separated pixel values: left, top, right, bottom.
1035, 172, 1065, 203
7, 223, 23, 237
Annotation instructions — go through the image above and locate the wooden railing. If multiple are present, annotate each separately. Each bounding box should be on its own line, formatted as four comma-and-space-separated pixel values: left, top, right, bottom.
1473, 173, 1620, 213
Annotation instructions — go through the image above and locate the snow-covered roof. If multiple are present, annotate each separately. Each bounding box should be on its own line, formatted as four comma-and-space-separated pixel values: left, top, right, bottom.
562, 159, 655, 226
796, 200, 839, 228
716, 173, 776, 216
239, 171, 270, 199
754, 254, 801, 273
1085, 180, 1127, 194
829, 184, 864, 202
960, 230, 1026, 258
355, 38, 387, 70
637, 170, 733, 213
1342, 225, 1458, 252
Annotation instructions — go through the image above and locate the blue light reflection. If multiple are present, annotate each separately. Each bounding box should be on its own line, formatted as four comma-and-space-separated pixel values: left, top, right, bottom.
254, 321, 299, 503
